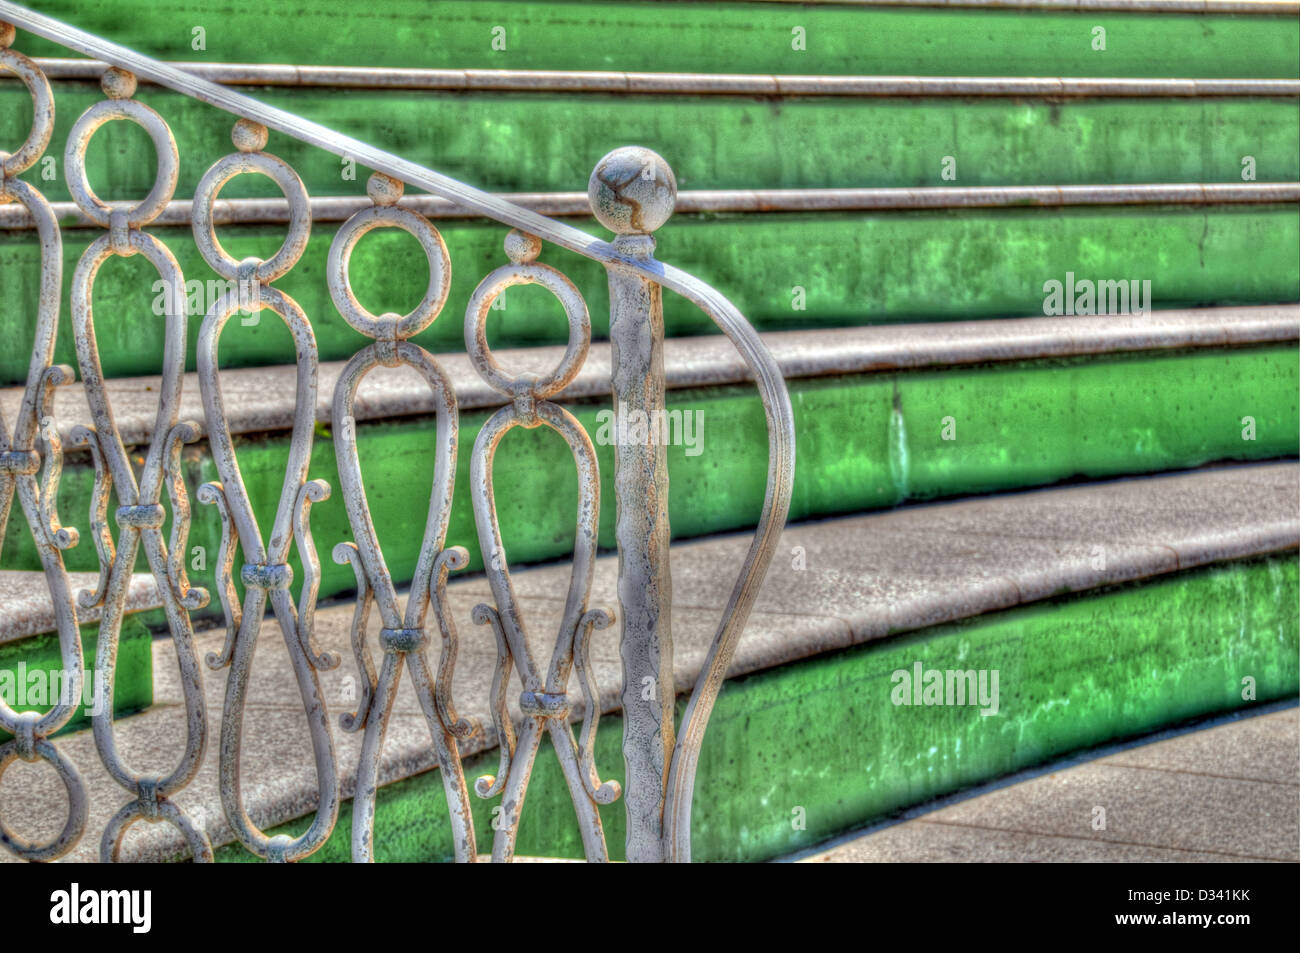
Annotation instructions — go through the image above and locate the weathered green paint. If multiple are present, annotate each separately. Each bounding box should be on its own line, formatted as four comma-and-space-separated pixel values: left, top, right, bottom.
5, 345, 1295, 628
206, 553, 1299, 862
0, 614, 153, 741
4, 84, 1297, 201
14, 1, 1300, 78
2, 208, 1295, 384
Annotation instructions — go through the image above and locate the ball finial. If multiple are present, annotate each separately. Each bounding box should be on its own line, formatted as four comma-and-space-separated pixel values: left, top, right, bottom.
0, 22, 16, 49
231, 119, 268, 153
366, 172, 404, 207
100, 67, 137, 100
588, 146, 676, 236
504, 229, 541, 264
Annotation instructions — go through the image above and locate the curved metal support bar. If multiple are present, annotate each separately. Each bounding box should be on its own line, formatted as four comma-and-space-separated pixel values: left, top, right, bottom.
573, 607, 621, 805
0, 175, 59, 466
327, 317, 458, 641
216, 573, 341, 863
430, 546, 475, 740
33, 364, 78, 551
349, 651, 399, 864
293, 478, 339, 671
35, 422, 75, 551
195, 284, 313, 563
472, 602, 515, 800
163, 420, 210, 612
334, 541, 377, 733
196, 274, 323, 687
403, 648, 478, 863
69, 425, 114, 611
197, 481, 241, 669
659, 268, 797, 863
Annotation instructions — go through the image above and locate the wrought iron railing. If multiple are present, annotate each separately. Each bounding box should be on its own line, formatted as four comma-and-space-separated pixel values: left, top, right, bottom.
0, 2, 794, 862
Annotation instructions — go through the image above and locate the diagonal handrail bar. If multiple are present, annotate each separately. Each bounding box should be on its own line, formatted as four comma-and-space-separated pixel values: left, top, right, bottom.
3, 1, 672, 278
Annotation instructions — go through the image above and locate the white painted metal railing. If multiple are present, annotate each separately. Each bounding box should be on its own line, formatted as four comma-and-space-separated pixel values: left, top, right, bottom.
0, 1, 796, 863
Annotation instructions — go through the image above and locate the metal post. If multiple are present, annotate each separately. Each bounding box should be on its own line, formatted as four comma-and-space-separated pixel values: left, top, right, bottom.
589, 147, 678, 862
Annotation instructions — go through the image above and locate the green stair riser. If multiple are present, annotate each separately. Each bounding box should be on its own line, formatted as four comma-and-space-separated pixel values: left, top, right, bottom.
2, 207, 1296, 385
0, 614, 153, 742
207, 552, 1299, 862
13, 1, 1300, 78
3, 345, 1295, 628
4, 86, 1298, 199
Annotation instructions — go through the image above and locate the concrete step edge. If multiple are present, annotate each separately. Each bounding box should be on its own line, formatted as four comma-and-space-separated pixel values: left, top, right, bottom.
0, 571, 159, 645
5, 184, 1299, 230
27, 61, 1300, 97
3, 305, 1295, 450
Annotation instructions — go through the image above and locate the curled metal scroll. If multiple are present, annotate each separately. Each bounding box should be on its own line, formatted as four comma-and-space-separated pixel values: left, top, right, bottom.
327, 173, 478, 863
192, 120, 340, 863
465, 230, 620, 864
65, 67, 214, 862
0, 31, 89, 862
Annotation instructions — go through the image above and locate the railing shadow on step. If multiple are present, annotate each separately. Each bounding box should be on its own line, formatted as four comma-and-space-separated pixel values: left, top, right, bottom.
0, 1, 795, 863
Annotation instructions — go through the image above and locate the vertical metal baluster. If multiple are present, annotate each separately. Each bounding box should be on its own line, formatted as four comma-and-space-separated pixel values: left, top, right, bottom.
465, 229, 620, 862
192, 119, 341, 863
589, 147, 679, 862
327, 173, 478, 863
0, 22, 90, 862
63, 66, 214, 862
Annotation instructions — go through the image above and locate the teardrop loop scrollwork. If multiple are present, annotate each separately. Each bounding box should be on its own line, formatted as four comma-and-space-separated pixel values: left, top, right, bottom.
192, 119, 340, 863
64, 67, 213, 862
465, 229, 619, 864
327, 172, 478, 862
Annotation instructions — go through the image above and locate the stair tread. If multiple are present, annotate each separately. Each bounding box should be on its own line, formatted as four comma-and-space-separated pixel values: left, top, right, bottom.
2, 461, 1294, 862
797, 708, 1300, 863
0, 572, 160, 645
3, 305, 1294, 449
